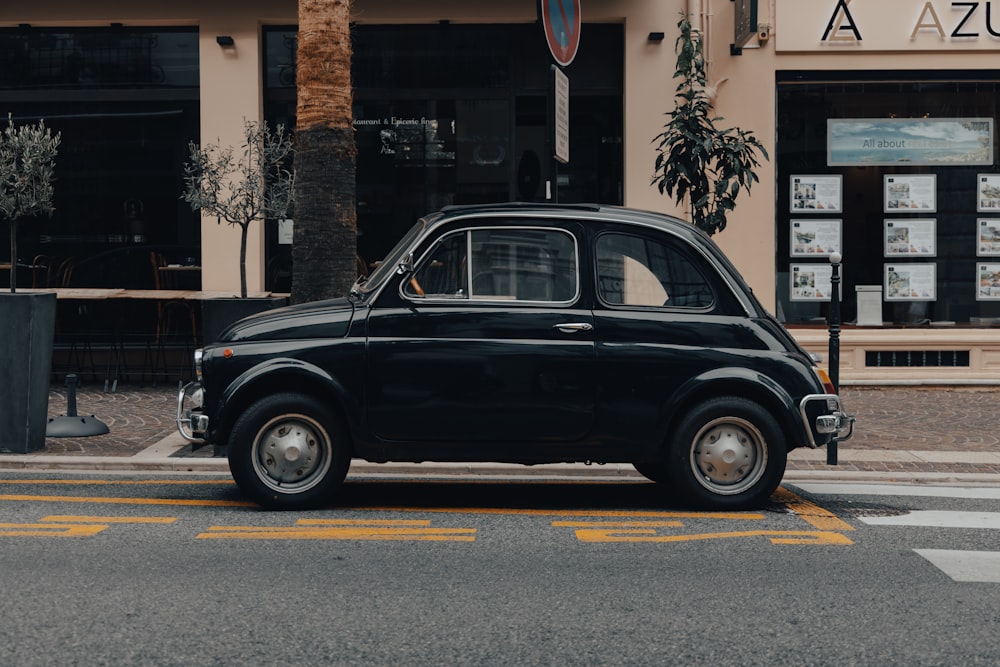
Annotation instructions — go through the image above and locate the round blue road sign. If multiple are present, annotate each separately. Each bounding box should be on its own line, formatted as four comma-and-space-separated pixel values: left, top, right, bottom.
540, 0, 582, 67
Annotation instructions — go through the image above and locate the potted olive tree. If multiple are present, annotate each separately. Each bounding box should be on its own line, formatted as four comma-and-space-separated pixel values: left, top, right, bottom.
182, 120, 294, 343
0, 113, 61, 452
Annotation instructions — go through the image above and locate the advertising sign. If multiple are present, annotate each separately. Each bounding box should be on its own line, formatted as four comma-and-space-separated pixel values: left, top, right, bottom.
829, 119, 992, 167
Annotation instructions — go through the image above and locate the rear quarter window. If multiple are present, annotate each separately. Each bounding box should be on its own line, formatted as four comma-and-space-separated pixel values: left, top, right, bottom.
595, 231, 725, 310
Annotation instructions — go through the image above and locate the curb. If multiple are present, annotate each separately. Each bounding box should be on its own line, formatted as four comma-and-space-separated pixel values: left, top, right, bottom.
1, 454, 1000, 485
2, 433, 1000, 483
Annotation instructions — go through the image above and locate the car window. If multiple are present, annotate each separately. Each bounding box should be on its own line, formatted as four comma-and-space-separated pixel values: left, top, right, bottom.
596, 232, 715, 308
404, 227, 578, 302
359, 219, 426, 294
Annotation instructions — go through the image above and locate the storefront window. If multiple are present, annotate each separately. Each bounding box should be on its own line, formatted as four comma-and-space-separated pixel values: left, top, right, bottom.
262, 24, 623, 287
777, 72, 1000, 327
0, 27, 200, 288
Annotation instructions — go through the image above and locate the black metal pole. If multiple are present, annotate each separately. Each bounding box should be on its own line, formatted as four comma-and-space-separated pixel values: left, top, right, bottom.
827, 252, 842, 465
66, 373, 79, 417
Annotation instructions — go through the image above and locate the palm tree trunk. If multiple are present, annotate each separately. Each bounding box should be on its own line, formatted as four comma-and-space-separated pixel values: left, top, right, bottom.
291, 0, 357, 304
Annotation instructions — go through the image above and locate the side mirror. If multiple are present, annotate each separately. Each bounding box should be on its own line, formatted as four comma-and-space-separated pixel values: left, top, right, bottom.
397, 252, 414, 275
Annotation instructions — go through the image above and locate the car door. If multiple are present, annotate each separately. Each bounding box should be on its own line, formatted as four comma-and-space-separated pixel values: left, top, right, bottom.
592, 226, 762, 446
366, 223, 596, 443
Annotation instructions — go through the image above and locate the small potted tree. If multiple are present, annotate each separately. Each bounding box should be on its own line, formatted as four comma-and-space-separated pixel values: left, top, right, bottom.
0, 113, 61, 452
182, 120, 294, 343
652, 16, 768, 236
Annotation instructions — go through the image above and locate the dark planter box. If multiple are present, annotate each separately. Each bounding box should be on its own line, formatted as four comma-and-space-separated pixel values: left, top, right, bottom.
201, 296, 288, 345
0, 292, 56, 453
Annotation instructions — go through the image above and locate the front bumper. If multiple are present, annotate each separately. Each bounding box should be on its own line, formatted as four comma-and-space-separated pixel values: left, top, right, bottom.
176, 381, 209, 444
799, 393, 855, 448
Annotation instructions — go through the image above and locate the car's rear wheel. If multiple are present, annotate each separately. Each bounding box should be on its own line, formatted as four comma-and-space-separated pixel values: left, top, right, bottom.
666, 396, 786, 509
228, 393, 351, 510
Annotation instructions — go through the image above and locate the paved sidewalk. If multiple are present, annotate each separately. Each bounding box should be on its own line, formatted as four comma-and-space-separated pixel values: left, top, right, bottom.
0, 383, 997, 481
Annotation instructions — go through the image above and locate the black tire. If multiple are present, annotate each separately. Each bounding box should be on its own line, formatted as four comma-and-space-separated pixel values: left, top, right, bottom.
665, 396, 786, 509
228, 393, 351, 510
632, 461, 669, 483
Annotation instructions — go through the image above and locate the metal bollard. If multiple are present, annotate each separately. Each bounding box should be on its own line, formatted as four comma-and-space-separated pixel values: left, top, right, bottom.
827, 252, 842, 466
45, 374, 110, 437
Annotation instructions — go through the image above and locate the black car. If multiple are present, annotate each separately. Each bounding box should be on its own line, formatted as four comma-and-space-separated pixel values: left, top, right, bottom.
178, 203, 853, 510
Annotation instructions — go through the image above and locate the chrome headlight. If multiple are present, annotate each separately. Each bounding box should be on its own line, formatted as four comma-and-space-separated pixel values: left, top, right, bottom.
193, 348, 204, 381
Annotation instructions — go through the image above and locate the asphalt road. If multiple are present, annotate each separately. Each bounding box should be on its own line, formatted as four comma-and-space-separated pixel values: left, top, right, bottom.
0, 474, 997, 666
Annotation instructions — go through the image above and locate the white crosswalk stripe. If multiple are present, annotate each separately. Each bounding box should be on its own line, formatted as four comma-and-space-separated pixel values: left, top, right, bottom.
857, 510, 1000, 530
790, 482, 1000, 583
914, 550, 1000, 583
792, 483, 1000, 499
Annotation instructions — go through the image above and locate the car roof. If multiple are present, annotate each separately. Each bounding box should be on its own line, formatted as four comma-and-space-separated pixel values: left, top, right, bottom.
429, 202, 711, 244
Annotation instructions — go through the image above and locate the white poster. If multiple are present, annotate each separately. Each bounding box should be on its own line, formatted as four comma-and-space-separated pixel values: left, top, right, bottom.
790, 263, 834, 301
790, 175, 843, 213
977, 219, 1000, 257
278, 218, 294, 245
884, 219, 935, 257
976, 174, 1000, 212
791, 219, 842, 257
977, 263, 1000, 301
885, 263, 936, 301
884, 175, 936, 212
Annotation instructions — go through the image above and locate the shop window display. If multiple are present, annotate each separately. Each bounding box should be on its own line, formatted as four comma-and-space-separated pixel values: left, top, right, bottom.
776, 73, 1000, 327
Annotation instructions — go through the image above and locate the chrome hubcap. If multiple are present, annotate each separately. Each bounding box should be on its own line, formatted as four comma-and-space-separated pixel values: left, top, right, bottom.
253, 414, 331, 493
690, 417, 766, 495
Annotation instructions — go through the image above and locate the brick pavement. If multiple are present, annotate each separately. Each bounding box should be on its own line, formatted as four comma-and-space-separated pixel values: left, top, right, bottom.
44, 383, 183, 457
35, 383, 1000, 474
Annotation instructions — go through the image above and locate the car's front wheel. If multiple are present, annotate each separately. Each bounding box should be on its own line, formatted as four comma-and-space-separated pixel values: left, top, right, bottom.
228, 393, 351, 510
666, 396, 786, 509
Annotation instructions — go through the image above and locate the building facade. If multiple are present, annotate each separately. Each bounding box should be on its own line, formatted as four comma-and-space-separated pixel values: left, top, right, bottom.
4, 0, 1000, 383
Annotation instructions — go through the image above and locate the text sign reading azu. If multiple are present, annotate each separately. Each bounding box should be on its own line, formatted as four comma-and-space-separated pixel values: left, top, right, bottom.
540, 0, 582, 66
776, 0, 1000, 51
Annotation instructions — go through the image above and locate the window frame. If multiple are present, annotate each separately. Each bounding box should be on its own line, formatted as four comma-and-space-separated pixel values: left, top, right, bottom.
401, 225, 581, 305
593, 229, 719, 312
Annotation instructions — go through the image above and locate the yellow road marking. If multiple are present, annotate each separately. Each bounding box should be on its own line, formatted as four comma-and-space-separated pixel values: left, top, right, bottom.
0, 493, 254, 507
199, 518, 476, 541
553, 520, 684, 528
0, 522, 107, 537
297, 519, 433, 526
40, 515, 178, 524
0, 480, 232, 486
346, 506, 764, 520
775, 486, 856, 532
567, 526, 853, 545
0, 514, 179, 537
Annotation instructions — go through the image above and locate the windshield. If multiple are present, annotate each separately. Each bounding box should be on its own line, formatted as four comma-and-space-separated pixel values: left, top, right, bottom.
355, 219, 427, 294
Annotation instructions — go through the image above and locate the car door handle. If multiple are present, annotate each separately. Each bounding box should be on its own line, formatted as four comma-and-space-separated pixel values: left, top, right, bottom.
553, 322, 593, 334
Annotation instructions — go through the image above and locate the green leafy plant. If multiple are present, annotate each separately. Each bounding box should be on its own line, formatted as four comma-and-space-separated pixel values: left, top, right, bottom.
652, 16, 768, 236
182, 120, 295, 298
0, 114, 61, 293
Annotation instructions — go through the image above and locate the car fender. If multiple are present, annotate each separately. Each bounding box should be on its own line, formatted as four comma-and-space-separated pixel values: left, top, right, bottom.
215, 357, 360, 445
659, 366, 807, 447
